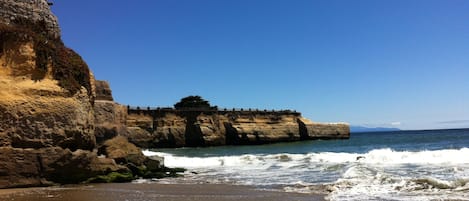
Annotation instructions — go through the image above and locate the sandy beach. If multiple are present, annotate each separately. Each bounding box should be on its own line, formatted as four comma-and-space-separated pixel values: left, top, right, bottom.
0, 183, 325, 201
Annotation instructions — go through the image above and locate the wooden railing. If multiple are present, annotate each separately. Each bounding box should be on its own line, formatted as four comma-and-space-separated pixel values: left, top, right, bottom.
126, 106, 300, 115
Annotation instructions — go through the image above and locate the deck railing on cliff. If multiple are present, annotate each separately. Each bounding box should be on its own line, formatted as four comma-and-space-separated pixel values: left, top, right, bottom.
126, 106, 301, 116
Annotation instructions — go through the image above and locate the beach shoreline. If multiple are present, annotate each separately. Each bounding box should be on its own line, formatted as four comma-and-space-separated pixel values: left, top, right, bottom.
0, 183, 326, 201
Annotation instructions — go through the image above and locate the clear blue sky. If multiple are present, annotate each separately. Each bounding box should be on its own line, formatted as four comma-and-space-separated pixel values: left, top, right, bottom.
51, 0, 469, 130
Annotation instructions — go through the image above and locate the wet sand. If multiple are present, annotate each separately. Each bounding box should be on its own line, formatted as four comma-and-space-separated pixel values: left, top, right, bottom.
0, 183, 325, 201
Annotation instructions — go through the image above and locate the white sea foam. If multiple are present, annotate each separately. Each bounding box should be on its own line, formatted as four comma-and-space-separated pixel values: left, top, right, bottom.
143, 148, 469, 200
144, 148, 469, 168
328, 165, 469, 201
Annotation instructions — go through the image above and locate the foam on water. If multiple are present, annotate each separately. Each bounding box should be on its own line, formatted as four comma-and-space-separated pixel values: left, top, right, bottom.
328, 165, 469, 201
144, 148, 469, 200
145, 148, 469, 167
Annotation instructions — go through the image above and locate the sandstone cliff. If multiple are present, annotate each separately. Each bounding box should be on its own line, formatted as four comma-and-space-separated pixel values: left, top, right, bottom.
93, 81, 127, 143
125, 109, 350, 148
0, 0, 178, 189
0, 33, 121, 188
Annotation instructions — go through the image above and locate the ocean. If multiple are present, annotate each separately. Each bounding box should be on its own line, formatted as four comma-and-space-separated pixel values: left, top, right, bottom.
144, 129, 469, 201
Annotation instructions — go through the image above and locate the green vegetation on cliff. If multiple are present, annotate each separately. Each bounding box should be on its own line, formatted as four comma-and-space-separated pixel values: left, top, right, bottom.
0, 18, 91, 96
174, 95, 214, 110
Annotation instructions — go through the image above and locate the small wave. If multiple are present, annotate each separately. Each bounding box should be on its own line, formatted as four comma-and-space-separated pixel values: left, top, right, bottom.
360, 148, 469, 165
143, 148, 469, 169
283, 182, 332, 194
406, 177, 469, 191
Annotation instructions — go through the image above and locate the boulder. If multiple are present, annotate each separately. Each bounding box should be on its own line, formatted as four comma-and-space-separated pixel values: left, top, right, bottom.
146, 155, 165, 168
0, 147, 128, 188
45, 149, 129, 184
0, 147, 50, 188
99, 136, 146, 166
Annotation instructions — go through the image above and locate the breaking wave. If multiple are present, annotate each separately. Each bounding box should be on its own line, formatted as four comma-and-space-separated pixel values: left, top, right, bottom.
144, 148, 469, 167
143, 148, 469, 200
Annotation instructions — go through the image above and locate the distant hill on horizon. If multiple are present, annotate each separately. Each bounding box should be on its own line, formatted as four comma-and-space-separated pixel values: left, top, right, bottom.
350, 126, 401, 133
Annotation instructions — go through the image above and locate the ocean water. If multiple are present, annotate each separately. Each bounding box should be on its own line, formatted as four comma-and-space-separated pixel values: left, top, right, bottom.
143, 129, 469, 201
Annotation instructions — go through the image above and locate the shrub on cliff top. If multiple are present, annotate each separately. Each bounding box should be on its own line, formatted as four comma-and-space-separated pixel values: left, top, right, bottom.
0, 18, 91, 96
174, 95, 215, 110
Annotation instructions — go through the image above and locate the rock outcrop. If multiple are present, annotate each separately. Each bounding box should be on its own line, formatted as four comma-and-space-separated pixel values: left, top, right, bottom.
126, 112, 186, 148
125, 109, 350, 148
0, 0, 182, 189
0, 0, 60, 38
93, 81, 127, 143
0, 39, 124, 187
0, 146, 126, 188
298, 117, 349, 139
95, 80, 114, 101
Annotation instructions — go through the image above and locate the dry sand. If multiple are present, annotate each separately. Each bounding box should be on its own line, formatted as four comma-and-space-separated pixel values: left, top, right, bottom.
0, 183, 325, 201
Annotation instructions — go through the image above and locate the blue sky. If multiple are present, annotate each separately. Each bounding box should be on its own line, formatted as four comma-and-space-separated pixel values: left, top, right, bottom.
51, 0, 469, 130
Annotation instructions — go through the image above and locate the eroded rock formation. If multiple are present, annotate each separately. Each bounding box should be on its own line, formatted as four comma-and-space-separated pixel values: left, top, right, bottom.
0, 39, 124, 187
0, 0, 60, 38
94, 81, 127, 143
125, 109, 350, 148
0, 0, 177, 189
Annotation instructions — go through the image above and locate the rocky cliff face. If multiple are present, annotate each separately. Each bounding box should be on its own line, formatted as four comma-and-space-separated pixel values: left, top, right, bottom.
0, 1, 176, 188
125, 110, 350, 148
225, 113, 301, 145
0, 36, 122, 188
126, 112, 186, 148
298, 117, 350, 139
0, 42, 171, 188
0, 41, 95, 151
0, 0, 60, 38
93, 81, 127, 143
95, 80, 114, 101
